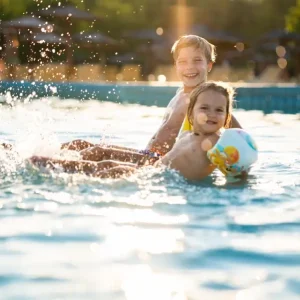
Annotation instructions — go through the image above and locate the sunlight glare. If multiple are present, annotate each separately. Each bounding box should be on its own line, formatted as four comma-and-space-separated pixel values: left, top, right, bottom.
158, 74, 167, 82
156, 27, 164, 35
81, 206, 189, 225
122, 265, 187, 300
99, 226, 184, 256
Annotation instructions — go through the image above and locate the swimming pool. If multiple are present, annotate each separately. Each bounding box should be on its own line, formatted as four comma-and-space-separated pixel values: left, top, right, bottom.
1, 97, 300, 300
1, 80, 300, 114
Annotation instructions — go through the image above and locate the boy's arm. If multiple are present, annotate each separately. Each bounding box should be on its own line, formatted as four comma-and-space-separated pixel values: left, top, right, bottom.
230, 115, 242, 129
146, 93, 188, 155
146, 120, 182, 156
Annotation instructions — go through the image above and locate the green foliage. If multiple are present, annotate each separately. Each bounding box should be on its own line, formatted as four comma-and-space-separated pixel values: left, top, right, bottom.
0, 0, 33, 19
0, 0, 298, 41
286, 0, 300, 32
190, 0, 297, 41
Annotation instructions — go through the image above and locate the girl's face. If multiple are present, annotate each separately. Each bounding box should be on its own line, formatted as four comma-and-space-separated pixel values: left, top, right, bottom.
175, 46, 212, 93
192, 89, 227, 134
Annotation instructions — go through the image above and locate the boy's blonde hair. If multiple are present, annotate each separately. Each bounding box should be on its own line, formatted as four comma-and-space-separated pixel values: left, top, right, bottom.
187, 81, 234, 129
171, 35, 216, 63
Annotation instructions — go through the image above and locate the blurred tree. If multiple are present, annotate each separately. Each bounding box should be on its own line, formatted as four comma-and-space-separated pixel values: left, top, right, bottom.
0, 0, 33, 19
286, 0, 300, 32
189, 0, 297, 41
0, 0, 298, 42
259, 0, 296, 33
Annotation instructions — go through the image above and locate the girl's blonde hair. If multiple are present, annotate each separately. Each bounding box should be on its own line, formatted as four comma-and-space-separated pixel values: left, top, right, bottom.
187, 81, 235, 129
171, 35, 216, 63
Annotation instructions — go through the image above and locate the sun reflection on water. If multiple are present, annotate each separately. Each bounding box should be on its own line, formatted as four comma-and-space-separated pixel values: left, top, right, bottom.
81, 205, 189, 225
92, 226, 185, 258
122, 265, 187, 300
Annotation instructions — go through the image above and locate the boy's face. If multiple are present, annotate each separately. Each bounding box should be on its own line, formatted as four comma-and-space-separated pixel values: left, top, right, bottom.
175, 46, 212, 92
192, 90, 227, 134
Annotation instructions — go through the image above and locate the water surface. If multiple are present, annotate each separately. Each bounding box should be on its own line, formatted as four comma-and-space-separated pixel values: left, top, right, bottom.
0, 97, 300, 300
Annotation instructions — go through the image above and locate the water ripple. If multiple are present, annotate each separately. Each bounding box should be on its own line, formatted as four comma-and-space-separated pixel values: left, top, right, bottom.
0, 101, 300, 299
201, 247, 300, 266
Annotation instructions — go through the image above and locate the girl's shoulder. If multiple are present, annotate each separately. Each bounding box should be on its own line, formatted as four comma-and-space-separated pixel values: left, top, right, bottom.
178, 130, 193, 140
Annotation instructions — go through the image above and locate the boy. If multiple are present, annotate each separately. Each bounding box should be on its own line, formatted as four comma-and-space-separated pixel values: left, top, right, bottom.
29, 81, 235, 180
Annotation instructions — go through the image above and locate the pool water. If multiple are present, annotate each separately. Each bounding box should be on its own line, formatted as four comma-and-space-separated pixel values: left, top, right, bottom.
0, 98, 300, 300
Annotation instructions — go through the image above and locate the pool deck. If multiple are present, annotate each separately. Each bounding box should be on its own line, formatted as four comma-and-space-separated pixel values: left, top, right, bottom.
1, 80, 300, 114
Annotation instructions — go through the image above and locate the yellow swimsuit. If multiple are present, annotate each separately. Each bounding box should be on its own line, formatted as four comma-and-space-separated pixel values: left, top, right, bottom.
179, 115, 193, 135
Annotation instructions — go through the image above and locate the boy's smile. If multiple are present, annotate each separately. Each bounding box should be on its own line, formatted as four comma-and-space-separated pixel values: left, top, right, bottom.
175, 46, 212, 92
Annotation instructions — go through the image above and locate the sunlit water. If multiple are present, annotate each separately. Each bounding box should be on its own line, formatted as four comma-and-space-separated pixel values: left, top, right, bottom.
0, 97, 300, 300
